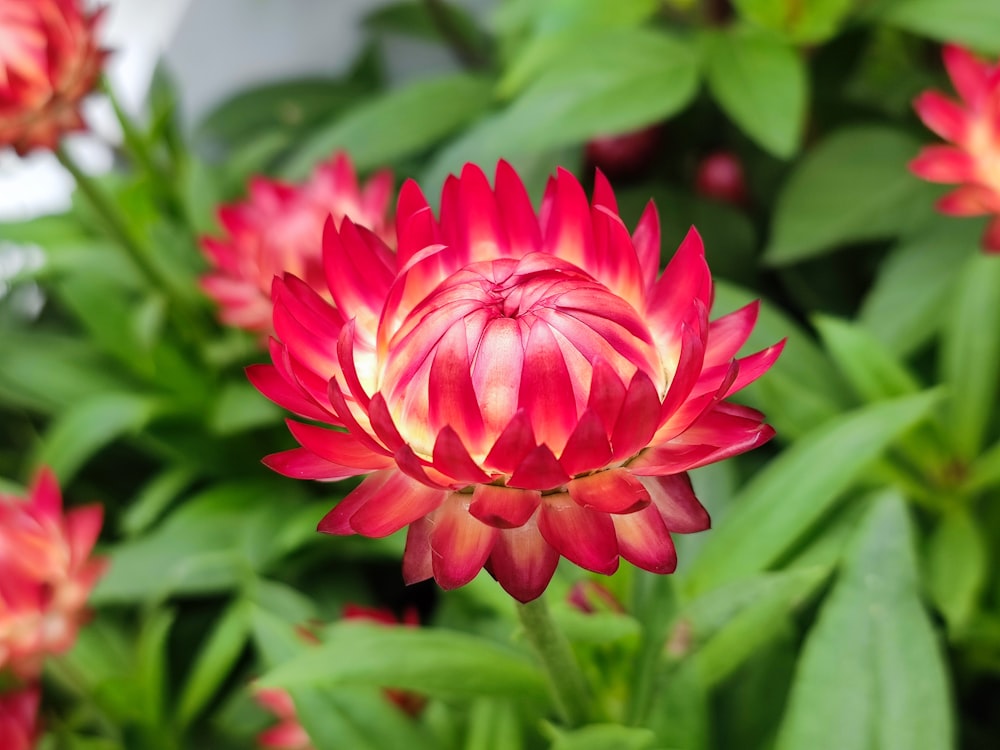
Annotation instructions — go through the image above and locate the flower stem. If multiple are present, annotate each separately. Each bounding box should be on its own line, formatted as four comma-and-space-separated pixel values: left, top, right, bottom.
55, 143, 168, 292
515, 595, 591, 726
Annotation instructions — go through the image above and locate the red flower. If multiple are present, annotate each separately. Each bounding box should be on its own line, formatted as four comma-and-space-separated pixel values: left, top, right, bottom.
0, 469, 106, 680
694, 151, 748, 207
584, 125, 662, 178
201, 153, 394, 336
0, 0, 107, 155
911, 44, 1000, 253
0, 685, 40, 750
250, 162, 782, 602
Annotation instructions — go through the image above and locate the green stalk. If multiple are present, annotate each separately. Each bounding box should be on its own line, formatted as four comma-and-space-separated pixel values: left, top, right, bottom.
515, 595, 591, 726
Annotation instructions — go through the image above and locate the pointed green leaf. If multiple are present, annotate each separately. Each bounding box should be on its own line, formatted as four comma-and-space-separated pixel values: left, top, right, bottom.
549, 724, 656, 750
939, 253, 1000, 460
704, 29, 806, 158
925, 510, 988, 634
814, 315, 921, 402
284, 73, 494, 178
733, 0, 854, 43
878, 0, 1000, 54
775, 493, 954, 750
686, 391, 941, 593
859, 219, 980, 357
764, 128, 934, 265
262, 622, 548, 702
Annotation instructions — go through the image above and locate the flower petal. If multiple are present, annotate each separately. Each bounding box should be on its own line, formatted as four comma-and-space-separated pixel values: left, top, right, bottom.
468, 484, 541, 529
567, 468, 651, 514
348, 471, 446, 538
612, 503, 677, 573
487, 520, 559, 603
402, 517, 433, 584
537, 495, 619, 574
430, 495, 499, 589
641, 474, 710, 533
507, 444, 570, 491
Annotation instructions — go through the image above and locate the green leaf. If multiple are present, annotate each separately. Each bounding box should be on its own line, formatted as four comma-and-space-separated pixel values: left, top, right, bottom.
686, 391, 942, 593
774, 493, 954, 750
548, 724, 656, 750
262, 621, 548, 702
764, 127, 933, 265
284, 74, 494, 179
135, 607, 176, 728
464, 699, 524, 750
703, 29, 807, 158
859, 218, 980, 357
426, 29, 698, 189
365, 1, 486, 47
813, 315, 921, 403
878, 0, 1000, 54
678, 567, 830, 686
120, 467, 196, 537
939, 253, 1000, 460
31, 392, 159, 483
93, 480, 308, 603
925, 510, 988, 634
209, 380, 283, 435
176, 598, 253, 728
733, 0, 855, 43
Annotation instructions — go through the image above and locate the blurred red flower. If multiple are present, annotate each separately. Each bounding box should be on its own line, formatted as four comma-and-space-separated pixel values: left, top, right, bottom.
0, 0, 107, 154
250, 162, 782, 602
0, 685, 39, 750
911, 44, 1000, 253
201, 153, 394, 335
0, 469, 106, 680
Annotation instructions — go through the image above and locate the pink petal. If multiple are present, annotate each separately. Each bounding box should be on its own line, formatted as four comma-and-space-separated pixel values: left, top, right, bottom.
587, 356, 628, 434
704, 301, 759, 368
393, 443, 453, 489
518, 322, 579, 454
30, 467, 62, 517
542, 167, 596, 274
589, 204, 645, 309
317, 470, 397, 535
65, 504, 104, 566
431, 426, 491, 485
323, 216, 395, 325
507, 444, 570, 491
647, 227, 711, 339
366, 393, 406, 452
913, 92, 969, 143
286, 420, 393, 468
455, 163, 508, 261
264, 448, 366, 480
591, 168, 619, 213
610, 371, 661, 461
724, 340, 785, 396
558, 409, 613, 477
248, 362, 331, 421
908, 144, 977, 182
325, 377, 389, 455
943, 44, 993, 105
611, 503, 677, 573
336, 320, 371, 408
428, 323, 487, 453
402, 517, 433, 584
468, 484, 541, 528
494, 160, 543, 256
936, 184, 1000, 215
631, 201, 662, 291
567, 468, 651, 514
484, 410, 536, 475
641, 474, 710, 533
472, 317, 525, 439
348, 471, 446, 538
487, 520, 560, 602
537, 495, 619, 574
430, 496, 499, 589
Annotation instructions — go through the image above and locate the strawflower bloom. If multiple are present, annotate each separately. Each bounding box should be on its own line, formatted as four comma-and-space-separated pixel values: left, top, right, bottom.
911, 44, 1000, 253
249, 162, 782, 602
201, 153, 394, 335
0, 0, 107, 155
0, 468, 106, 680
0, 685, 39, 750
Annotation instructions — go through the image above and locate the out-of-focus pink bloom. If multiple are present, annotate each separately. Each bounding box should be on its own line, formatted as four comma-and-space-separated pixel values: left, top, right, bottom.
250, 161, 782, 602
567, 580, 624, 614
585, 125, 662, 178
911, 44, 1000, 253
695, 151, 748, 207
255, 688, 314, 750
0, 0, 107, 155
201, 153, 394, 335
0, 469, 106, 680
0, 685, 40, 750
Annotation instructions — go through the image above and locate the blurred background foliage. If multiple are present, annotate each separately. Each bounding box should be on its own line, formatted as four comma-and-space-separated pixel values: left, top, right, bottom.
2, 0, 1000, 748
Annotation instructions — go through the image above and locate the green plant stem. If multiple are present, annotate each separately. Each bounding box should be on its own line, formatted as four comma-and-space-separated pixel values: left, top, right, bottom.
422, 0, 489, 70
55, 143, 169, 293
515, 595, 591, 726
